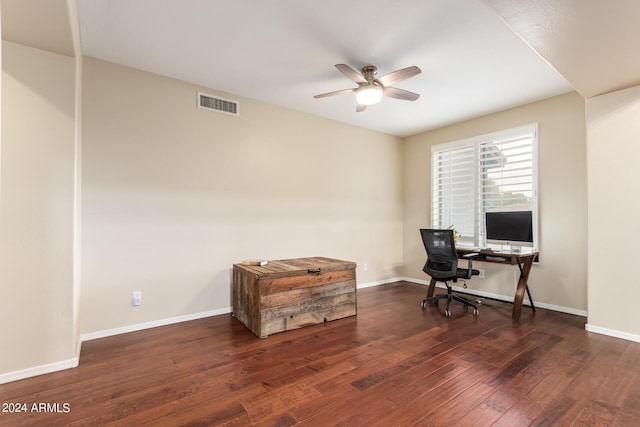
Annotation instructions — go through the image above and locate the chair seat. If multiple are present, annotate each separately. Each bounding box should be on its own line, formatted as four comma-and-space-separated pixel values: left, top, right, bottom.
437, 268, 479, 281
456, 268, 480, 279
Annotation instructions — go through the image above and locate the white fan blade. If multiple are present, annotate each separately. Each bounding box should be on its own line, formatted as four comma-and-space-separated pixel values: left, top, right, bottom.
384, 86, 420, 101
314, 88, 356, 99
377, 66, 421, 87
336, 64, 367, 84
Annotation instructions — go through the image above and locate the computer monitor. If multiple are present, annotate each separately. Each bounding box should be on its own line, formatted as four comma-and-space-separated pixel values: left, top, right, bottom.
485, 210, 533, 248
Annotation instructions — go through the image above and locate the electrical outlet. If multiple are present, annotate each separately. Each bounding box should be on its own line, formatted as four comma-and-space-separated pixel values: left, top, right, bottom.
478, 269, 485, 278
132, 291, 142, 306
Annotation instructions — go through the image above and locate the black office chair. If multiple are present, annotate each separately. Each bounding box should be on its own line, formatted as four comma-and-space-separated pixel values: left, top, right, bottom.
420, 229, 479, 316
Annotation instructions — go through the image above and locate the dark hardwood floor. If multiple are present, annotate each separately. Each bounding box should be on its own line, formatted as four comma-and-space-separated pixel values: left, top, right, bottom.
2, 281, 640, 426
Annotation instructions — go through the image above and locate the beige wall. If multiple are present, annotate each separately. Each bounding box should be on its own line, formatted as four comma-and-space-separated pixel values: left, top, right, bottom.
1, 0, 638, 383
0, 41, 76, 375
586, 85, 640, 339
0, 44, 596, 382
402, 92, 587, 314
80, 57, 404, 334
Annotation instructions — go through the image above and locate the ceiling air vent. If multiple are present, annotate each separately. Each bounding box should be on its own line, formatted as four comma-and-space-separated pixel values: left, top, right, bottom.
197, 92, 239, 116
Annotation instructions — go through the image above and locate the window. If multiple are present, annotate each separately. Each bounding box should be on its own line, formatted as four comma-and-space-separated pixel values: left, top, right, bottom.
431, 124, 538, 249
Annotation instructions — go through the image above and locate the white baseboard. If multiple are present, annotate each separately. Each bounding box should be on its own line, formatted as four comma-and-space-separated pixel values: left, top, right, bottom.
585, 324, 640, 343
1, 308, 231, 384
357, 277, 401, 289
0, 357, 79, 385
400, 278, 640, 343
399, 277, 588, 317
0, 279, 600, 385
81, 282, 395, 343
79, 280, 395, 343
80, 307, 232, 342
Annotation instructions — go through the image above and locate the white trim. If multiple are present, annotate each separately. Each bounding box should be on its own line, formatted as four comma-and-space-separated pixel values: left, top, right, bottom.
1, 280, 600, 385
585, 324, 640, 344
357, 277, 401, 289
1, 308, 231, 384
74, 280, 400, 342
80, 281, 396, 341
400, 277, 587, 317
431, 123, 538, 153
80, 307, 231, 342
0, 358, 79, 385
75, 336, 83, 363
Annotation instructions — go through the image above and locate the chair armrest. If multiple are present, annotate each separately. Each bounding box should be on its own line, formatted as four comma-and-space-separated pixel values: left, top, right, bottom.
461, 253, 479, 278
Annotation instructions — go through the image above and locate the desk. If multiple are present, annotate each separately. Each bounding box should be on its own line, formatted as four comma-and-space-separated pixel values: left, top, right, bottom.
424, 248, 538, 320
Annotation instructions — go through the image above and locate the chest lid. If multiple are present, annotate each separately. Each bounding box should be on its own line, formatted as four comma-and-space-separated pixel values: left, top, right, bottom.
234, 256, 356, 279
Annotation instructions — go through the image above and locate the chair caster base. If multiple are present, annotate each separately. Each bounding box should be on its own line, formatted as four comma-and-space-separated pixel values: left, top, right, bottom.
421, 289, 479, 318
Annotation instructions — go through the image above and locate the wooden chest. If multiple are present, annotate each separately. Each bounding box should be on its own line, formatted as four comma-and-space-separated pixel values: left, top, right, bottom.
232, 257, 357, 338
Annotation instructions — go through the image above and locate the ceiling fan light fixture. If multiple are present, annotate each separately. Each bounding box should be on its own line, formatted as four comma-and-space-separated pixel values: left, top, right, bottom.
314, 64, 421, 110
356, 85, 383, 105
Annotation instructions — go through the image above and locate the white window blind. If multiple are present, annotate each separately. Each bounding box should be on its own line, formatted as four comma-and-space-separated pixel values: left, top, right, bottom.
432, 145, 475, 237
431, 124, 538, 248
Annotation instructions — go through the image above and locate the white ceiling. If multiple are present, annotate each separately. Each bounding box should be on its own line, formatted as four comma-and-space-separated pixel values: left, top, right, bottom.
484, 0, 640, 99
74, 0, 574, 137
4, 1, 640, 137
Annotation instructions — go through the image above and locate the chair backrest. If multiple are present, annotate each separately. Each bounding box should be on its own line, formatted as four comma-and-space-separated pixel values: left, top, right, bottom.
420, 229, 458, 280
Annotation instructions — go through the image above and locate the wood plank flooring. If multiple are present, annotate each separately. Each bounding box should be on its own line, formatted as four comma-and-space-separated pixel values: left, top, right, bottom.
2, 281, 640, 426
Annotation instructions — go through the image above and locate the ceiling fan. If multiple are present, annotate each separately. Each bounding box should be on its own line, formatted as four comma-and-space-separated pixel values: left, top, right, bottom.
314, 64, 421, 112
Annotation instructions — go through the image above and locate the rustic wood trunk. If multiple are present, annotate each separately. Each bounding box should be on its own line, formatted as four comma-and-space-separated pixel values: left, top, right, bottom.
232, 257, 357, 337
